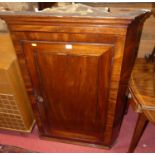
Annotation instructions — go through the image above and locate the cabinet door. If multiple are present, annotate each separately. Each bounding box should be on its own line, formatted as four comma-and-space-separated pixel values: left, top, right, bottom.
22, 41, 114, 144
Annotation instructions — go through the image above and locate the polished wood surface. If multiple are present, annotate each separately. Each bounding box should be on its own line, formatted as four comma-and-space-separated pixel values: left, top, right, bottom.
128, 58, 155, 152
22, 41, 113, 144
129, 59, 155, 122
128, 113, 149, 153
0, 9, 151, 147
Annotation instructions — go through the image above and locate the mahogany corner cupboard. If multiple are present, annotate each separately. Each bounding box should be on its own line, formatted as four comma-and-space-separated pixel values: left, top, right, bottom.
0, 7, 151, 148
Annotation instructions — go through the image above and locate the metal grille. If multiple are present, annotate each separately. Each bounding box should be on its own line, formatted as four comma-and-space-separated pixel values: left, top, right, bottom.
0, 93, 25, 130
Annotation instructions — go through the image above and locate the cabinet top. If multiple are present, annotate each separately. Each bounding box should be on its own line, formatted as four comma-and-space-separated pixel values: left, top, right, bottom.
0, 4, 151, 25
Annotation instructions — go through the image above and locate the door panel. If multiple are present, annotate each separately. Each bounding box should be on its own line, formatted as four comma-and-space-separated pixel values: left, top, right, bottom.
23, 41, 114, 142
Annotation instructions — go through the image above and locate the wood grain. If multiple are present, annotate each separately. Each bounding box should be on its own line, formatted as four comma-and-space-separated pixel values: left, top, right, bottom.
128, 113, 149, 153
0, 10, 151, 147
129, 58, 155, 123
128, 58, 155, 152
130, 59, 155, 109
22, 41, 114, 144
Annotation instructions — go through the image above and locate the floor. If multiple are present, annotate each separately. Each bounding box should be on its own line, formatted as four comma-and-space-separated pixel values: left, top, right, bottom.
0, 144, 35, 153
0, 106, 155, 153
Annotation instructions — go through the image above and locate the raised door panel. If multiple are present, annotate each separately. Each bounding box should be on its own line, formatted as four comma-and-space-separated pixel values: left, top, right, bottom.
22, 41, 114, 143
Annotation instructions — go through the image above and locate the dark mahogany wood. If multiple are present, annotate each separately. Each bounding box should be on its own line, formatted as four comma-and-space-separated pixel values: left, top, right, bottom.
128, 58, 155, 152
0, 9, 151, 148
128, 113, 149, 153
22, 41, 114, 144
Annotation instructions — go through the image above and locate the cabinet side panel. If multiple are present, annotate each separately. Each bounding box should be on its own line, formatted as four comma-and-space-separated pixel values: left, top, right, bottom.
102, 35, 126, 146
109, 20, 145, 145
9, 32, 33, 96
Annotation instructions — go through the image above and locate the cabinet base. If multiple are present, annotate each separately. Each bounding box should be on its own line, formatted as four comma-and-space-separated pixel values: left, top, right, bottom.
38, 134, 116, 149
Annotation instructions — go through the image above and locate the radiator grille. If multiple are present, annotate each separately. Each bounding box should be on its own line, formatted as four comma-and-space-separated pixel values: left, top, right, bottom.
0, 93, 26, 130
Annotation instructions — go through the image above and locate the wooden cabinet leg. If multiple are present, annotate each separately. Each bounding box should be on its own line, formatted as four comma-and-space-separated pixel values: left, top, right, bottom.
128, 113, 149, 153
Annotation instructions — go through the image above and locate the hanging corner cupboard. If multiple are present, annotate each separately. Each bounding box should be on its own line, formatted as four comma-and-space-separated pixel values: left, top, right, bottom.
0, 8, 151, 148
